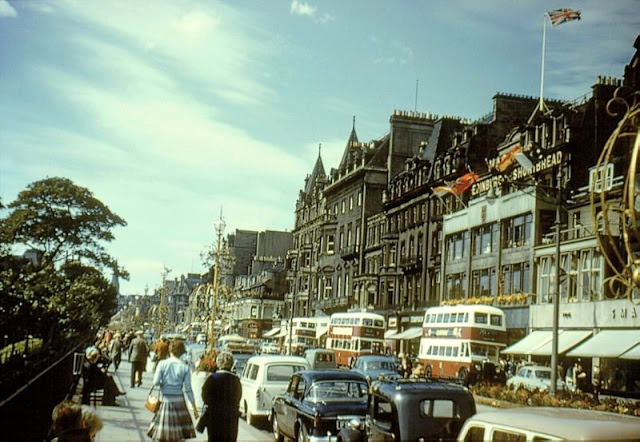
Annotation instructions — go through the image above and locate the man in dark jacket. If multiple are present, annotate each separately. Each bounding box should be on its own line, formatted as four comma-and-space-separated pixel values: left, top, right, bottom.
201, 351, 242, 442
128, 330, 149, 388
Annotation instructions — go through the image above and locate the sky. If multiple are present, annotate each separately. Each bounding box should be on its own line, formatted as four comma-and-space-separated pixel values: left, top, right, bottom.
1, 0, 638, 297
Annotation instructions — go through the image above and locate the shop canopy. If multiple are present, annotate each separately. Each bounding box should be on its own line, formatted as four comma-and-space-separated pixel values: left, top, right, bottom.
384, 329, 399, 339
567, 330, 640, 358
316, 325, 328, 339
502, 330, 552, 355
262, 327, 280, 338
528, 330, 592, 356
391, 327, 423, 340
620, 344, 640, 360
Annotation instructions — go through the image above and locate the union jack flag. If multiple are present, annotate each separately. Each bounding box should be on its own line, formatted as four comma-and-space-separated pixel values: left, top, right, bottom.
547, 8, 581, 26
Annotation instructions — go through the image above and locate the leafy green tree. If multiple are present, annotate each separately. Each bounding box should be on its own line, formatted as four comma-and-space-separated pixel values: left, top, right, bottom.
0, 177, 127, 346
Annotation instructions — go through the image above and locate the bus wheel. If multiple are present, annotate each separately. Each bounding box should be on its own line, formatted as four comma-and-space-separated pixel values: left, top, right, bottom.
458, 367, 469, 384
425, 365, 432, 378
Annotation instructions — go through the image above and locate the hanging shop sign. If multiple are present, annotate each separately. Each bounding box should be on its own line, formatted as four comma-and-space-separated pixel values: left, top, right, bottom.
471, 150, 565, 197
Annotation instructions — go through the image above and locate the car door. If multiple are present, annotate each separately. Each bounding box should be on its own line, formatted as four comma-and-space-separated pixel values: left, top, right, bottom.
368, 393, 396, 442
278, 374, 302, 438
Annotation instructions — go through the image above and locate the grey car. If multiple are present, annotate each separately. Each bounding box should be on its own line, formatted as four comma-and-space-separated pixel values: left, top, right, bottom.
351, 355, 402, 383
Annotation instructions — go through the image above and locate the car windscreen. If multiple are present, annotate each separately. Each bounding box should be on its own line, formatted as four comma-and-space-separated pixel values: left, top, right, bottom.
307, 380, 368, 401
365, 360, 396, 371
266, 364, 307, 382
534, 369, 551, 379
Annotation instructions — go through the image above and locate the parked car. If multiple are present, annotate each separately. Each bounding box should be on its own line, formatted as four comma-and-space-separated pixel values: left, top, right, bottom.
338, 377, 476, 442
303, 348, 337, 370
271, 369, 369, 441
351, 354, 402, 382
457, 407, 640, 441
506, 365, 565, 392
239, 355, 309, 426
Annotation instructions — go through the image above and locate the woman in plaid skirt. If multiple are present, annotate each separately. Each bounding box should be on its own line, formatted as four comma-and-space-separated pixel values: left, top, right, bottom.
147, 340, 199, 441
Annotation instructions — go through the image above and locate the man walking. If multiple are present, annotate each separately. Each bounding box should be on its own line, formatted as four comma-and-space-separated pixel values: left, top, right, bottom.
128, 330, 149, 388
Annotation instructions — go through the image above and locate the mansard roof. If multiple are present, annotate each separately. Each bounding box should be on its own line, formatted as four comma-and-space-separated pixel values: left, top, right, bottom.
420, 117, 465, 162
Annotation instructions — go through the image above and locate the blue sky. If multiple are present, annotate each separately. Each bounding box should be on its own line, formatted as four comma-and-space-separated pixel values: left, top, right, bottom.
1, 0, 638, 296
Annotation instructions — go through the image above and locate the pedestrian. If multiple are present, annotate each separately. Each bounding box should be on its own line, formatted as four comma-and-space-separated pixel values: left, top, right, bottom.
147, 339, 199, 441
129, 330, 149, 388
108, 332, 123, 372
153, 336, 169, 373
201, 351, 242, 442
80, 406, 103, 441
48, 400, 91, 442
81, 348, 126, 406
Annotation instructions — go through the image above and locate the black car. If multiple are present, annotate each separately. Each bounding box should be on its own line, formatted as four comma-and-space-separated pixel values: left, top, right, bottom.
338, 377, 476, 441
271, 369, 369, 441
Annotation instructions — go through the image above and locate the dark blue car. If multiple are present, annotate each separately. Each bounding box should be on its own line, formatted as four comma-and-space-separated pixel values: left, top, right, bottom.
271, 369, 369, 441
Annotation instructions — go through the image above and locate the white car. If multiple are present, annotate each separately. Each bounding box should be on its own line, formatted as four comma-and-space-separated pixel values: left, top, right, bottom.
239, 355, 309, 426
506, 365, 565, 392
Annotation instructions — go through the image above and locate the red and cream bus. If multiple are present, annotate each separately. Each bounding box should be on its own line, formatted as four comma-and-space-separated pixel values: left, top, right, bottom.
326, 311, 385, 367
418, 304, 506, 384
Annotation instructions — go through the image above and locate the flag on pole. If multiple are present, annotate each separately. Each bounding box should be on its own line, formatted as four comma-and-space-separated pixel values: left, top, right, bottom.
547, 8, 581, 26
495, 144, 534, 172
432, 171, 478, 197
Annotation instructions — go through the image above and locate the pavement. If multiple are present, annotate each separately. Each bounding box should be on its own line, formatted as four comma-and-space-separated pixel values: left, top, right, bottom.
90, 359, 208, 442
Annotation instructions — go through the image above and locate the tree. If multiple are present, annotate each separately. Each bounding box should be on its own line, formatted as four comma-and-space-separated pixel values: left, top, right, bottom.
0, 177, 127, 346
0, 177, 128, 277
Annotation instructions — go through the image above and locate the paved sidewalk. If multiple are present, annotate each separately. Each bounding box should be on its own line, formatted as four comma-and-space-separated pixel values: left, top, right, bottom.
93, 360, 207, 442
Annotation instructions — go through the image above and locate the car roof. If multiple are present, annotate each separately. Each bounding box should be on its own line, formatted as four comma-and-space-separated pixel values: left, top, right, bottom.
373, 378, 472, 398
246, 355, 309, 365
465, 407, 640, 440
298, 369, 367, 382
356, 354, 396, 361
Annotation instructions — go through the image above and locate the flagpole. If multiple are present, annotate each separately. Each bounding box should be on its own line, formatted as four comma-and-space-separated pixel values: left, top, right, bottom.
538, 13, 548, 114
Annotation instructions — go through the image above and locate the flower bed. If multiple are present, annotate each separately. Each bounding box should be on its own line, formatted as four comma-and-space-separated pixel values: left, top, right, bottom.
471, 383, 640, 416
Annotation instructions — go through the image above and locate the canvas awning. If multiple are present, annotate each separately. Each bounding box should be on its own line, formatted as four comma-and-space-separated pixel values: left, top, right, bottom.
391, 327, 423, 340
620, 344, 640, 360
262, 327, 280, 338
502, 330, 552, 355
567, 330, 640, 358
316, 325, 328, 339
528, 330, 592, 356
384, 329, 399, 339
277, 328, 288, 337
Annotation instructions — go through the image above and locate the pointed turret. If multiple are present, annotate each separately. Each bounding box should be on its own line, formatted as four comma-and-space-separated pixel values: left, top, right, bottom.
305, 144, 326, 195
338, 116, 360, 169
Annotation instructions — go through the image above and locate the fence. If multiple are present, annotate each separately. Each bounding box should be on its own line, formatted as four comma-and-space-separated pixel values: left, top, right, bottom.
0, 343, 86, 441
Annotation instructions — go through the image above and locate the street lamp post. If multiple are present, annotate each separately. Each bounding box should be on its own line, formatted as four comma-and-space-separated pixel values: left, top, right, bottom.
208, 212, 226, 353
550, 169, 563, 396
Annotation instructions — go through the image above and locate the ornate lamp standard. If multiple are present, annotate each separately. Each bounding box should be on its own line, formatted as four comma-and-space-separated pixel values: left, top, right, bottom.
208, 212, 226, 353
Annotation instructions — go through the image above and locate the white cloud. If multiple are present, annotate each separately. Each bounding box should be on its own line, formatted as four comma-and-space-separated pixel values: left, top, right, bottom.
0, 0, 17, 17
290, 0, 316, 17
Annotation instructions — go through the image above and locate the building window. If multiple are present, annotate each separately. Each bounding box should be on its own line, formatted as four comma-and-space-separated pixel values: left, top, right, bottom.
342, 200, 346, 214
358, 191, 362, 206
471, 268, 495, 297
589, 163, 614, 192
446, 231, 469, 261
503, 214, 532, 248
445, 272, 465, 299
324, 277, 332, 299
349, 195, 354, 210
473, 224, 496, 256
327, 234, 335, 254
537, 257, 552, 303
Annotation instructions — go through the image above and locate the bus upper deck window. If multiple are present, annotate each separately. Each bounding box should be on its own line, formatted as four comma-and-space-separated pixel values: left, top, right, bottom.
443, 313, 450, 323
490, 314, 502, 326
436, 313, 443, 323
363, 319, 373, 327
474, 313, 487, 324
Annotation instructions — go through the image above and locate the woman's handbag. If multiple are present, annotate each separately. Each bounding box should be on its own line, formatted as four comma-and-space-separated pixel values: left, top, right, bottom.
195, 405, 208, 433
145, 386, 161, 413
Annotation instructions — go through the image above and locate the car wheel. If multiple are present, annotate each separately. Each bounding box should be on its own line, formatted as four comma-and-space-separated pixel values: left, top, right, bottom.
297, 421, 309, 442
271, 412, 283, 442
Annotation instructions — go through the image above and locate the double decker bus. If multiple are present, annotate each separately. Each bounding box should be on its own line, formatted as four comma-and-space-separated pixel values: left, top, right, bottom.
283, 317, 329, 355
326, 311, 385, 367
418, 304, 506, 384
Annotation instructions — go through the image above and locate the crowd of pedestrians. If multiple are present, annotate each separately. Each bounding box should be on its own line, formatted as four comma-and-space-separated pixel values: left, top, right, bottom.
47, 328, 244, 442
